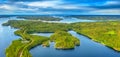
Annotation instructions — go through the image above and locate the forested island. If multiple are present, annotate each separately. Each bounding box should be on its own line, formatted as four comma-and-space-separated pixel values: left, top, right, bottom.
50, 31, 80, 49
2, 17, 120, 57
17, 16, 62, 21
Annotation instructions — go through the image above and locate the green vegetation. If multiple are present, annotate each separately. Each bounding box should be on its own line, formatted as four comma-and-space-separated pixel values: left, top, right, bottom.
3, 18, 120, 57
5, 29, 49, 57
72, 21, 120, 51
2, 20, 71, 33
6, 39, 29, 57
42, 40, 50, 47
50, 31, 80, 49
3, 20, 79, 57
71, 15, 120, 20
17, 16, 62, 21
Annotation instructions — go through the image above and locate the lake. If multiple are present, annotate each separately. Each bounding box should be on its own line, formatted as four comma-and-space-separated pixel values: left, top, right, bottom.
30, 31, 120, 57
0, 17, 20, 57
0, 16, 120, 57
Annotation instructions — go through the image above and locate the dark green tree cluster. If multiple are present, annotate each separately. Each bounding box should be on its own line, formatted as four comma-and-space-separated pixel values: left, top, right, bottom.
50, 31, 80, 49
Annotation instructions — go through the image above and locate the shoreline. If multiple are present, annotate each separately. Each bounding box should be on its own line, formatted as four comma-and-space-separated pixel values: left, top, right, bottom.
75, 31, 120, 52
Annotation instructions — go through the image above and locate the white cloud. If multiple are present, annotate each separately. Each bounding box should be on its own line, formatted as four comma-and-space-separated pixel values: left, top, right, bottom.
24, 1, 95, 10
90, 9, 120, 14
0, 5, 14, 10
0, 0, 119, 15
104, 1, 120, 5
26, 1, 79, 9
27, 1, 59, 8
34, 11, 63, 15
19, 7, 38, 11
0, 4, 38, 11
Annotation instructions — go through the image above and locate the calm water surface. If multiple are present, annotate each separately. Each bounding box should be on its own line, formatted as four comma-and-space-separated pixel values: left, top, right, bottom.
0, 18, 20, 57
30, 31, 120, 57
0, 17, 120, 57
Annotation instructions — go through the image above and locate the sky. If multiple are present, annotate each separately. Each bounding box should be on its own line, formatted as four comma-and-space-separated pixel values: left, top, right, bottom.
0, 0, 120, 15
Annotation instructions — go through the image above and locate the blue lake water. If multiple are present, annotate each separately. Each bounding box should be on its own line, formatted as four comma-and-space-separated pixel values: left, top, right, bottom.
30, 31, 120, 57
0, 17, 120, 57
0, 18, 20, 57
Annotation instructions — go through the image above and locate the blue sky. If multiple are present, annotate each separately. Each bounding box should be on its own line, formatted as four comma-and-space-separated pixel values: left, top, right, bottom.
0, 0, 120, 15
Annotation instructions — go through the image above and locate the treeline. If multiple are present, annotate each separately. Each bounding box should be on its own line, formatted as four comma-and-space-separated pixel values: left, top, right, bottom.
17, 16, 62, 21
71, 15, 120, 20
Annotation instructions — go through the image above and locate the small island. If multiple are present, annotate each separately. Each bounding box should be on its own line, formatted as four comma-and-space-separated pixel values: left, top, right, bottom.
17, 16, 63, 21
50, 31, 80, 49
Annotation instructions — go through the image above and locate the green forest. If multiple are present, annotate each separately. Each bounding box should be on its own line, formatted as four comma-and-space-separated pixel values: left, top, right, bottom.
72, 21, 120, 51
50, 31, 80, 49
